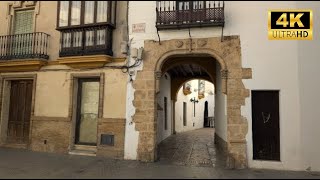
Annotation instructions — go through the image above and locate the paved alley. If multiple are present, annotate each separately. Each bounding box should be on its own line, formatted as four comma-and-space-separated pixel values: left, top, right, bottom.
158, 128, 226, 167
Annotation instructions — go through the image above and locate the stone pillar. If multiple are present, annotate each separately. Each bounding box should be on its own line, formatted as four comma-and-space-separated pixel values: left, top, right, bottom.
132, 70, 157, 162
225, 68, 250, 169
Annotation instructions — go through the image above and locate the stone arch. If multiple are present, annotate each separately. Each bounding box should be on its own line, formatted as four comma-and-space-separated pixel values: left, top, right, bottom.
155, 49, 227, 72
132, 36, 252, 169
154, 49, 228, 95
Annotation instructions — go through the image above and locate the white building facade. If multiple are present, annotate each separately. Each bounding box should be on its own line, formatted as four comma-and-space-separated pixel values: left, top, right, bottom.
124, 1, 320, 171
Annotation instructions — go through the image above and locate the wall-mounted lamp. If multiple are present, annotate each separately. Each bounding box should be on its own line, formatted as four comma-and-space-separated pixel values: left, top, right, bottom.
131, 47, 144, 60
190, 97, 199, 117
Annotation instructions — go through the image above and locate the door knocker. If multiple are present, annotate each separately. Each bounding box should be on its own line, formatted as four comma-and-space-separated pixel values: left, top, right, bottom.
262, 112, 271, 123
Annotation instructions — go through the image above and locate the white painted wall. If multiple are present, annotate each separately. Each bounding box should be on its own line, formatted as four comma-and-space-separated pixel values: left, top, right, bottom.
124, 82, 139, 160
214, 63, 227, 142
157, 73, 172, 144
175, 80, 215, 133
296, 2, 320, 172
127, 1, 318, 171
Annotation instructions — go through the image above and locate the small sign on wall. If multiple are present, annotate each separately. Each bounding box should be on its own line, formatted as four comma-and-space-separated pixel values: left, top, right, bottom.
132, 23, 146, 33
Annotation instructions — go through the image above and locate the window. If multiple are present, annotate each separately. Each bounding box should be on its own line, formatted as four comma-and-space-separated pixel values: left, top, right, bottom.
176, 1, 205, 10
164, 97, 168, 130
57, 1, 116, 28
198, 80, 205, 99
84, 1, 94, 24
57, 1, 117, 57
183, 102, 187, 126
59, 1, 69, 27
13, 10, 34, 55
183, 82, 191, 95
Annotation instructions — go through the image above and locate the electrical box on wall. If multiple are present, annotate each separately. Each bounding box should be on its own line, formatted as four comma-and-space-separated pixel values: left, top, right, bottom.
137, 47, 144, 60
131, 48, 138, 58
100, 134, 114, 146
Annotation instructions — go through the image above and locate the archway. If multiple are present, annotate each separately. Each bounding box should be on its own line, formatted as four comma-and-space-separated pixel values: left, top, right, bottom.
132, 36, 252, 169
155, 56, 225, 167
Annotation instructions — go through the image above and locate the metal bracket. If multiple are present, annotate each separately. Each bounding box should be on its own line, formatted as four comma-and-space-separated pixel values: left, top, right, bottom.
157, 29, 161, 45
188, 28, 193, 52
221, 26, 224, 42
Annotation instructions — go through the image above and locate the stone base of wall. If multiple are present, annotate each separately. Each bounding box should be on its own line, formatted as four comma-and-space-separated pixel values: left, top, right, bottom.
30, 116, 71, 154
96, 118, 126, 159
214, 133, 228, 156
1, 116, 126, 159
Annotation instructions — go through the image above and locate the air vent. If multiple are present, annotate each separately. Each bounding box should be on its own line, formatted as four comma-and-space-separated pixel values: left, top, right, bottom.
100, 134, 114, 146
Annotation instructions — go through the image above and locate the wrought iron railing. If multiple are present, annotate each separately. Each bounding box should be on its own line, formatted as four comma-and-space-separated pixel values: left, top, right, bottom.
59, 25, 113, 57
0, 32, 50, 60
156, 1, 225, 30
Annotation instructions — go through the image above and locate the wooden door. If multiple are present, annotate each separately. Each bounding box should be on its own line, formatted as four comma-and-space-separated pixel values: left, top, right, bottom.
203, 101, 209, 127
252, 91, 280, 161
7, 80, 33, 144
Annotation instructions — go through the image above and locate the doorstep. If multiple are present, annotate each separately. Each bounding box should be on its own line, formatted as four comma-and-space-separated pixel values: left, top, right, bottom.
68, 145, 97, 157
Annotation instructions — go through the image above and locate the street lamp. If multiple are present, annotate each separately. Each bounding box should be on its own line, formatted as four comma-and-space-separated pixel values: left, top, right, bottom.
190, 97, 199, 117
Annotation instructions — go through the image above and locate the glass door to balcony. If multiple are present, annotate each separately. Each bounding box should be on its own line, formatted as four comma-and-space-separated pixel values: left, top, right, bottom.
176, 1, 205, 23
12, 10, 34, 56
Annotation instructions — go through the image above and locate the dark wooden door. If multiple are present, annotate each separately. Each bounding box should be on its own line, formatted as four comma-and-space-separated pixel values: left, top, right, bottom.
252, 91, 280, 161
7, 80, 33, 144
203, 101, 209, 127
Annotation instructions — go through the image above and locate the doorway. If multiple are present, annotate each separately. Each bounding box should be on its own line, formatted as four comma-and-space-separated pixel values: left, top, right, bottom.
132, 36, 252, 168
203, 101, 209, 127
252, 90, 280, 161
74, 78, 100, 146
155, 56, 222, 167
7, 80, 33, 144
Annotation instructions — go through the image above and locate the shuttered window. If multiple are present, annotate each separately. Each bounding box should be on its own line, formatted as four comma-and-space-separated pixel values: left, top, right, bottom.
14, 10, 34, 34
12, 10, 34, 54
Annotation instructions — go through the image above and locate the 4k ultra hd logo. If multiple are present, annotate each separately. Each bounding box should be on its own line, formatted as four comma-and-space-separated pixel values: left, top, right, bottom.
268, 10, 313, 40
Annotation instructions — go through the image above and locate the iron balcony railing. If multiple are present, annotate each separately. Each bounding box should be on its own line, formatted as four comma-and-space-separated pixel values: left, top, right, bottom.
0, 32, 50, 60
156, 1, 225, 30
59, 25, 113, 57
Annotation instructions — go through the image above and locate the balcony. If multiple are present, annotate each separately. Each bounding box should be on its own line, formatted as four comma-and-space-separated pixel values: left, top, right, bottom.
59, 25, 113, 57
0, 32, 50, 72
0, 32, 50, 60
156, 1, 225, 30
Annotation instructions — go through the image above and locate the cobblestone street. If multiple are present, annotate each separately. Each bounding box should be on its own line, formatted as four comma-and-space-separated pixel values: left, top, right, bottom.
158, 128, 226, 167
0, 128, 319, 179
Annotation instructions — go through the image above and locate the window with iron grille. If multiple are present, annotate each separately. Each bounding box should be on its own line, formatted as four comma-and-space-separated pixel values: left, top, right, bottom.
56, 1, 116, 57
156, 1, 225, 30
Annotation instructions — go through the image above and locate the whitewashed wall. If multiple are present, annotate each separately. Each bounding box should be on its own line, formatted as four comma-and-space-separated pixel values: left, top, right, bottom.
296, 2, 320, 172
127, 1, 319, 171
175, 80, 215, 133
214, 63, 227, 141
157, 73, 172, 144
